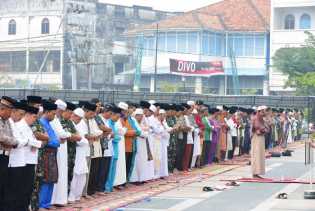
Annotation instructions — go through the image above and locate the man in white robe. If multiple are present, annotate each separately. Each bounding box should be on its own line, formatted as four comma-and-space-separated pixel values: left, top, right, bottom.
50, 100, 72, 206
130, 109, 150, 183
114, 116, 127, 187
159, 109, 170, 178
68, 108, 89, 203
147, 105, 164, 179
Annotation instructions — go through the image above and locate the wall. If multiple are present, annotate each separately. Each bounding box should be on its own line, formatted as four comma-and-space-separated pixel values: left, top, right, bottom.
270, 1, 315, 92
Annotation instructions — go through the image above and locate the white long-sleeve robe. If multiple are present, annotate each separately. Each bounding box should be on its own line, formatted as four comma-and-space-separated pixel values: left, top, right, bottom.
147, 115, 163, 179
130, 119, 151, 182
114, 119, 127, 186
51, 117, 72, 205
160, 120, 170, 177
69, 120, 90, 202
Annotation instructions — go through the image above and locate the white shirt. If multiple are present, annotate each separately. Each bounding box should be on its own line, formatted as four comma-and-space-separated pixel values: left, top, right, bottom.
184, 115, 194, 144
73, 119, 89, 174
8, 119, 28, 167
226, 117, 237, 137
74, 119, 90, 157
22, 119, 43, 165
87, 118, 103, 158
50, 116, 72, 139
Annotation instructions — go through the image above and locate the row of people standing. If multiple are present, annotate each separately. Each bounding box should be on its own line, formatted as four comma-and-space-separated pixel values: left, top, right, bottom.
0, 95, 304, 211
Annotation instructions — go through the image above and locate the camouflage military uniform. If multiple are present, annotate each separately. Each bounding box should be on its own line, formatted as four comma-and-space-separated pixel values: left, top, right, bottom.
60, 117, 77, 189
30, 120, 45, 211
166, 116, 177, 173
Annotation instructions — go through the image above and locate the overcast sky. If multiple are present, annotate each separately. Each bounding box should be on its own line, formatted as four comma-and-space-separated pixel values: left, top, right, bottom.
98, 0, 222, 12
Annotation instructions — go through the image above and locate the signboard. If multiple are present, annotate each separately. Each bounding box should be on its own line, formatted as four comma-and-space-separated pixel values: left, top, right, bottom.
170, 59, 224, 76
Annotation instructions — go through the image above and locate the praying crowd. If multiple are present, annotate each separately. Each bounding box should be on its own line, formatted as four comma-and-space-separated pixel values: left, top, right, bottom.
0, 95, 304, 211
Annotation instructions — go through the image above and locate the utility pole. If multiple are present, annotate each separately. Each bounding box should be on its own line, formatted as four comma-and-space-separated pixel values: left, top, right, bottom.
153, 23, 159, 93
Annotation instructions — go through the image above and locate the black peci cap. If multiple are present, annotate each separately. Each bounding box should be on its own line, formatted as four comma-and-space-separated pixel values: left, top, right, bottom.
66, 102, 77, 111
43, 101, 57, 111
84, 103, 97, 112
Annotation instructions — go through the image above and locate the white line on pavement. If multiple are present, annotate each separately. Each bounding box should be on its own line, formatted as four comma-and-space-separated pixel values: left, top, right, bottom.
249, 170, 311, 211
166, 198, 204, 211
266, 163, 283, 172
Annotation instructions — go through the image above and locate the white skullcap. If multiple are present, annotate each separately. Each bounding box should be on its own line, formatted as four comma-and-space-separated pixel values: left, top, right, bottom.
73, 108, 84, 118
159, 109, 166, 114
55, 99, 67, 111
118, 102, 128, 111
216, 106, 223, 111
134, 108, 143, 115
187, 101, 195, 106
192, 109, 198, 114
257, 105, 267, 111
149, 104, 157, 113
148, 100, 156, 105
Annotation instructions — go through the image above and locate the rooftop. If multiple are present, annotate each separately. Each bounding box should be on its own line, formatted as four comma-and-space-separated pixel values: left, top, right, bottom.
126, 0, 270, 34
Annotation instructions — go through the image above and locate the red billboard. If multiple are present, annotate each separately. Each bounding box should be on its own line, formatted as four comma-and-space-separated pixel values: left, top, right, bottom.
170, 59, 224, 76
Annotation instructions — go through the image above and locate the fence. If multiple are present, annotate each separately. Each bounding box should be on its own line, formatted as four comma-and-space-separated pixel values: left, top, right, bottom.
1, 89, 314, 108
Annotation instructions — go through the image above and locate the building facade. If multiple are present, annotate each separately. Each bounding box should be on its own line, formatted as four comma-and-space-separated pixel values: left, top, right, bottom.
120, 0, 270, 95
0, 0, 64, 88
0, 0, 177, 89
270, 0, 315, 94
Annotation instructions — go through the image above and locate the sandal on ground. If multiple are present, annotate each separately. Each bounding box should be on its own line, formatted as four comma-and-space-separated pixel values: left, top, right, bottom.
202, 186, 214, 192
276, 193, 288, 199
225, 181, 240, 186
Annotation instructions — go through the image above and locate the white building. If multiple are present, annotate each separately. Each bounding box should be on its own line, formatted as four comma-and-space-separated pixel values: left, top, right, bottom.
270, 0, 315, 94
123, 0, 270, 95
0, 0, 176, 90
0, 0, 64, 88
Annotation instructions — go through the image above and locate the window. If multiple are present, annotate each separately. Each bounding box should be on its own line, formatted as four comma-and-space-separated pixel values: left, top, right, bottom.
41, 18, 50, 34
209, 33, 216, 55
158, 32, 166, 51
202, 32, 210, 55
300, 14, 311, 29
244, 35, 254, 56
255, 36, 265, 56
0, 51, 26, 72
8, 19, 16, 35
143, 37, 154, 56
284, 14, 295, 30
177, 32, 187, 53
115, 63, 124, 74
166, 32, 176, 52
187, 32, 198, 54
216, 34, 223, 56
29, 50, 60, 72
234, 36, 244, 56
114, 6, 125, 17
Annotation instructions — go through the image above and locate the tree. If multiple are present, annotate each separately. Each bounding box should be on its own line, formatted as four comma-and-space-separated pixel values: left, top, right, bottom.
273, 31, 315, 95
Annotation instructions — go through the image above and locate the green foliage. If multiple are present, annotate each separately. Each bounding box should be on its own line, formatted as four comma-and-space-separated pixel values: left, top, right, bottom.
160, 82, 179, 93
273, 31, 315, 95
241, 89, 258, 95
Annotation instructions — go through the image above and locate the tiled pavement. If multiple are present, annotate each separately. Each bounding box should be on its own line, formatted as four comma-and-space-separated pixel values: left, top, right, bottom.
54, 142, 304, 211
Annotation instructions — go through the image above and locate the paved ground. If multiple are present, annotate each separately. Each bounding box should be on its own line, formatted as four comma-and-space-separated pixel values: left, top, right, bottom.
109, 144, 315, 211
57, 141, 313, 211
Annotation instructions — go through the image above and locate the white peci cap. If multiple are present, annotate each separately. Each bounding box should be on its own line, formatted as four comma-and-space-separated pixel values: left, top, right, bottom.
73, 108, 84, 118
257, 105, 267, 111
55, 99, 67, 111
187, 101, 195, 106
118, 102, 128, 111
134, 108, 144, 115
159, 109, 166, 114
149, 104, 157, 113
